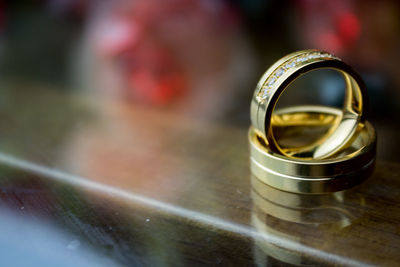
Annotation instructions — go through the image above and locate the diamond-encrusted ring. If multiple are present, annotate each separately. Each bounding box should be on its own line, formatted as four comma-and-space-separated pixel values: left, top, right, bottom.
250, 49, 368, 159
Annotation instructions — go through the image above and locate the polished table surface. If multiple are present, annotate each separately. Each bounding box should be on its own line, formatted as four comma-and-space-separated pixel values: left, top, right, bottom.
0, 85, 399, 267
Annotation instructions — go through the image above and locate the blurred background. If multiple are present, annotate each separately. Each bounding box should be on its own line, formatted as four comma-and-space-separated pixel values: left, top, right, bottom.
0, 0, 399, 160
0, 1, 399, 265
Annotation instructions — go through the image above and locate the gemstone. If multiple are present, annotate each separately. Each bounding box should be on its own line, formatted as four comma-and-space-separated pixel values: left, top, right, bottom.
258, 89, 269, 100
285, 61, 295, 69
275, 68, 285, 77
268, 77, 276, 86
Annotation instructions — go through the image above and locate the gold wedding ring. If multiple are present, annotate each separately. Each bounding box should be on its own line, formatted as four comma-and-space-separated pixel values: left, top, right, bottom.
249, 105, 376, 194
248, 52, 375, 265
250, 49, 368, 159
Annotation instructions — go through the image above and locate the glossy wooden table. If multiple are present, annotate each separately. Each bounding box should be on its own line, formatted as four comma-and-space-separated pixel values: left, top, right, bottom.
0, 86, 399, 266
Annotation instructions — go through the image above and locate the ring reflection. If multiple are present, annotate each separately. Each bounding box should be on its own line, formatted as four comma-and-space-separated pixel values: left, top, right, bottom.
251, 175, 366, 266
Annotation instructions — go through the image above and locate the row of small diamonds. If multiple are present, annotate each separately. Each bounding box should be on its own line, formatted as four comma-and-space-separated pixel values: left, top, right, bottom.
257, 52, 339, 101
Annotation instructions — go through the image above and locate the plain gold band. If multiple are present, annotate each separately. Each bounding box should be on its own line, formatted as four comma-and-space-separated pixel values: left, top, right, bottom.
249, 106, 376, 194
